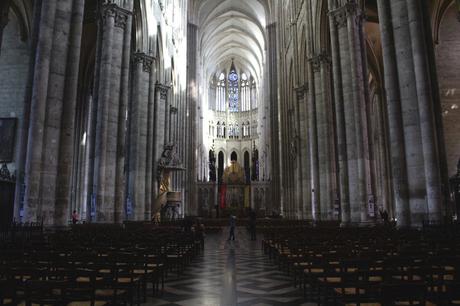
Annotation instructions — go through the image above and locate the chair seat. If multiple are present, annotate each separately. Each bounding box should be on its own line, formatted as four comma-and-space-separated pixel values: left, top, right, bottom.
334, 287, 366, 295
67, 301, 108, 306
305, 268, 324, 273
133, 269, 155, 274
318, 276, 341, 283
95, 289, 126, 297
2, 298, 14, 305
76, 276, 103, 282
344, 302, 381, 306
117, 277, 141, 283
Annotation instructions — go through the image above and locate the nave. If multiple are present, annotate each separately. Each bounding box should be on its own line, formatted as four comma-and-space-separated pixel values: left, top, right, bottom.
2, 220, 460, 305
147, 227, 310, 306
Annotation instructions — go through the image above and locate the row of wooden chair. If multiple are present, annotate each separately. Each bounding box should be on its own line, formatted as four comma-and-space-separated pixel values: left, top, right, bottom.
0, 225, 201, 306
261, 223, 460, 305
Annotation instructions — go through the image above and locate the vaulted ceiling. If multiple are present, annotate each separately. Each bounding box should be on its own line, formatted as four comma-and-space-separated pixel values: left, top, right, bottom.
193, 0, 269, 85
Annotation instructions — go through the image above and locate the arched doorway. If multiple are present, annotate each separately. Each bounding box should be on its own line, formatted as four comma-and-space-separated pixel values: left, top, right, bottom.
244, 151, 250, 184
231, 151, 237, 162
252, 149, 259, 181
218, 151, 224, 184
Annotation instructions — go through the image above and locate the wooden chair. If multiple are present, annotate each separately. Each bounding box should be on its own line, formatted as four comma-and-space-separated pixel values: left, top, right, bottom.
0, 279, 17, 306
380, 281, 426, 306
24, 279, 67, 306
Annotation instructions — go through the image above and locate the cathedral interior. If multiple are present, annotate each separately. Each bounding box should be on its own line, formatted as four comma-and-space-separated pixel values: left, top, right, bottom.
1, 0, 460, 305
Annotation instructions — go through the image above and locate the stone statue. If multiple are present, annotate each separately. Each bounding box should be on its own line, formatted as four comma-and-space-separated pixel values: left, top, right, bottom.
209, 149, 216, 182
157, 142, 183, 182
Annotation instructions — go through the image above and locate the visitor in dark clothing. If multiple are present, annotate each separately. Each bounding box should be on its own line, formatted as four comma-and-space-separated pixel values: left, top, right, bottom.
228, 215, 236, 241
379, 209, 389, 225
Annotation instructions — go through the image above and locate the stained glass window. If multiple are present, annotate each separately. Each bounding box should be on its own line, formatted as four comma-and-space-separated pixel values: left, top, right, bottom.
228, 64, 239, 112
210, 63, 257, 113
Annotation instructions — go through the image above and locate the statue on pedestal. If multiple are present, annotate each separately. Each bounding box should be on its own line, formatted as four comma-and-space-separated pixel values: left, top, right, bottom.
153, 143, 185, 220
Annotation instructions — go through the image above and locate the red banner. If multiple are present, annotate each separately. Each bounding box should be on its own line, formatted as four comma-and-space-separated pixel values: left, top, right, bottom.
220, 184, 227, 209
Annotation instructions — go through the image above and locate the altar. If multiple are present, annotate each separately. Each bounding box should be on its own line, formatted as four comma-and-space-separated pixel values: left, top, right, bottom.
220, 160, 250, 216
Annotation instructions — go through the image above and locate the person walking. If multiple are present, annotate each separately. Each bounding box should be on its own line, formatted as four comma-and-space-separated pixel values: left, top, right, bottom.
228, 215, 236, 241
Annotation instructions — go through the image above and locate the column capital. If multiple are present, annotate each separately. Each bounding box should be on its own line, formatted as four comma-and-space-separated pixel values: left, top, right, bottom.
155, 82, 170, 100
329, 2, 364, 28
329, 6, 347, 28
133, 52, 155, 73
266, 22, 277, 31
309, 52, 331, 72
100, 3, 132, 29
295, 84, 308, 99
187, 22, 198, 29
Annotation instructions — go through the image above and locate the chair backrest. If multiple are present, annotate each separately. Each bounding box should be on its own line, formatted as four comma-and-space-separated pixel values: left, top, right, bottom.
25, 279, 67, 306
381, 282, 426, 305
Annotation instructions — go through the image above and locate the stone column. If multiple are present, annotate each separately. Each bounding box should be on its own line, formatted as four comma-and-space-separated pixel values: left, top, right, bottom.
311, 55, 324, 220
308, 60, 320, 221
391, 0, 426, 226
421, 0, 450, 218
114, 7, 133, 223
328, 0, 350, 224
145, 58, 156, 220
334, 7, 359, 223
296, 85, 312, 219
310, 53, 334, 221
92, 2, 132, 222
41, 0, 76, 224
267, 23, 281, 214
345, 4, 368, 223
185, 23, 198, 216
22, 0, 87, 225
0, 0, 11, 55
93, 5, 115, 222
153, 83, 170, 200
376, 0, 441, 226
376, 0, 410, 226
13, 0, 42, 221
406, 0, 443, 222
128, 53, 153, 221
55, 0, 86, 225
330, 3, 369, 224
23, 0, 59, 223
320, 55, 335, 220
304, 0, 319, 221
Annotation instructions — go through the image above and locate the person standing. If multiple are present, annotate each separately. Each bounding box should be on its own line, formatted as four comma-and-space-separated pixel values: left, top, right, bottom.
249, 209, 257, 241
71, 210, 79, 224
379, 209, 389, 225
195, 219, 205, 251
228, 215, 236, 241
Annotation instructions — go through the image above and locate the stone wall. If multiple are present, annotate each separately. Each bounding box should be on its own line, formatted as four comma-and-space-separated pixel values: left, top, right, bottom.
436, 4, 460, 176
0, 11, 29, 172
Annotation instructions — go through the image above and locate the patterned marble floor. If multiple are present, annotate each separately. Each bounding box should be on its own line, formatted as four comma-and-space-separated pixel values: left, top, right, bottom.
143, 227, 317, 306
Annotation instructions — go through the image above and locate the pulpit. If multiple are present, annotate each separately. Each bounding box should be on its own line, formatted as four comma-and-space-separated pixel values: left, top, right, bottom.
153, 143, 185, 220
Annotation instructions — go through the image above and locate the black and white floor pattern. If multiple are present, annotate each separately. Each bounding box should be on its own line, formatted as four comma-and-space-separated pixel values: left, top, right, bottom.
143, 227, 316, 306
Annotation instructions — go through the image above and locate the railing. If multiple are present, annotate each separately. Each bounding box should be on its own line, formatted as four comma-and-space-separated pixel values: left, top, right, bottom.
196, 181, 271, 217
